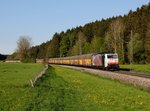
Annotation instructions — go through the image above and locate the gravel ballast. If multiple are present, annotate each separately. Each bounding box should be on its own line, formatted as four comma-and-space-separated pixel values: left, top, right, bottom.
59, 65, 150, 89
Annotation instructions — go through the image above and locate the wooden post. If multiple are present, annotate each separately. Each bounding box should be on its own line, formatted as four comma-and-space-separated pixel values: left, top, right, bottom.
30, 80, 34, 87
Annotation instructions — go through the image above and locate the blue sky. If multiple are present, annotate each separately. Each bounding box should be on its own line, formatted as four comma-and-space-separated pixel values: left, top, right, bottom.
0, 0, 149, 54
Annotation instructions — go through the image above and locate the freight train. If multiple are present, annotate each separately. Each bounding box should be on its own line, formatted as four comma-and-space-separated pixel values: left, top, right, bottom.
37, 53, 119, 70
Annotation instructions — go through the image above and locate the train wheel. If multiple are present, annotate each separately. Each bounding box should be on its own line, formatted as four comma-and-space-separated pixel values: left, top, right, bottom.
106, 67, 109, 71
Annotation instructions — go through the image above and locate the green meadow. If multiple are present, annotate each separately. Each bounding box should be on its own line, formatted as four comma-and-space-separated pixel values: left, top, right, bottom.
0, 63, 44, 111
0, 63, 150, 111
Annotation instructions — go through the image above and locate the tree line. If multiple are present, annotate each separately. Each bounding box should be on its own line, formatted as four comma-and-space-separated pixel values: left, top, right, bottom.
0, 54, 8, 61
8, 3, 150, 64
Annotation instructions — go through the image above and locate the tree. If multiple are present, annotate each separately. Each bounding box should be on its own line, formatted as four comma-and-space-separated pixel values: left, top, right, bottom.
28, 46, 39, 62
105, 19, 125, 63
78, 31, 86, 55
128, 33, 144, 64
16, 36, 32, 62
0, 54, 7, 60
47, 33, 60, 58
145, 23, 150, 63
37, 43, 47, 59
82, 42, 91, 54
91, 36, 104, 53
105, 31, 114, 52
60, 34, 70, 57
128, 30, 133, 64
71, 41, 80, 56
6, 52, 19, 60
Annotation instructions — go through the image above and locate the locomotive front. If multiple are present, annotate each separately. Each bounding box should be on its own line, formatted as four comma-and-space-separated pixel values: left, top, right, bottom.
105, 53, 119, 70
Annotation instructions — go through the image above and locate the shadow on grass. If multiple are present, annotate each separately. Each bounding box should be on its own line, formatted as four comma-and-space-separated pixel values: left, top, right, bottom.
0, 84, 30, 88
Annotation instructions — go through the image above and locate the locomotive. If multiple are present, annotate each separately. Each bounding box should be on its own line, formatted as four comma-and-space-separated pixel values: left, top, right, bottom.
40, 53, 119, 70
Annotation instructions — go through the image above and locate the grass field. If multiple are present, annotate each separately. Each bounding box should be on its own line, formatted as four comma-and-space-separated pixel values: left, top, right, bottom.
120, 64, 150, 74
0, 63, 150, 110
0, 63, 44, 111
27, 65, 150, 111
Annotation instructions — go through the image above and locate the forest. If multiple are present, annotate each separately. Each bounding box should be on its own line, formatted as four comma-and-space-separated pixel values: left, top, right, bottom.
0, 54, 8, 61
8, 3, 150, 64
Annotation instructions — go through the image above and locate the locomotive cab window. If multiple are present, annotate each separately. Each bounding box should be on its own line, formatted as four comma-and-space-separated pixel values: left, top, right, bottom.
107, 55, 117, 59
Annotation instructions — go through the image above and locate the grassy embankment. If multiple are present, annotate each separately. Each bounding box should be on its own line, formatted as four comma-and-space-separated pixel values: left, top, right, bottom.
0, 63, 150, 110
120, 64, 150, 74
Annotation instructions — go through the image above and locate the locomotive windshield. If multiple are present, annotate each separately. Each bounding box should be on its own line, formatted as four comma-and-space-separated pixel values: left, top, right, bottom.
107, 54, 118, 59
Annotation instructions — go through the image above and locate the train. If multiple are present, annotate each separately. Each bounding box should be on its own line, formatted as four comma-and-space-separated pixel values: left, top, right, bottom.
36, 53, 119, 70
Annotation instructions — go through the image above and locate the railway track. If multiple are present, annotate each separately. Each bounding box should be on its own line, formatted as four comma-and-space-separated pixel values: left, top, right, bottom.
88, 68, 150, 79
87, 66, 150, 79
116, 70, 150, 79
83, 66, 150, 79
59, 64, 150, 79
58, 65, 150, 89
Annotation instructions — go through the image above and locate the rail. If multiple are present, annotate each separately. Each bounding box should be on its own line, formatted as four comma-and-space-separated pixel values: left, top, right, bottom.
116, 70, 150, 79
59, 65, 150, 89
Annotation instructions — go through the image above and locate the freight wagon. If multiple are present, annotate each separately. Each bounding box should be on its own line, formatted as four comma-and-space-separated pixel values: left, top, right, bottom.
47, 53, 119, 70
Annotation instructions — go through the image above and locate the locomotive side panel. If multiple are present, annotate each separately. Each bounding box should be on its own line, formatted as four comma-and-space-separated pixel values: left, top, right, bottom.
92, 54, 104, 67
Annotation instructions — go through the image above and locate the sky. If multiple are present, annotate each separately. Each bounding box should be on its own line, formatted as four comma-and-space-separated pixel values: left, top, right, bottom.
0, 0, 149, 54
